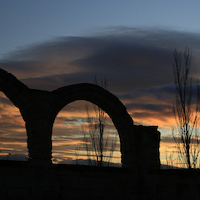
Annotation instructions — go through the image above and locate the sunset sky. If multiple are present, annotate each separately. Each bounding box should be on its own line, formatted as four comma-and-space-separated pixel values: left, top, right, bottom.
1, 1, 200, 166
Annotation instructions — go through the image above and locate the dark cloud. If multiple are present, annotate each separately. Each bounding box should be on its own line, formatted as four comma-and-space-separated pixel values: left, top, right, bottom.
0, 136, 26, 144
127, 103, 172, 113
161, 136, 177, 144
1, 27, 200, 93
55, 117, 80, 123
118, 84, 176, 103
71, 41, 173, 92
0, 96, 14, 106
0, 154, 28, 161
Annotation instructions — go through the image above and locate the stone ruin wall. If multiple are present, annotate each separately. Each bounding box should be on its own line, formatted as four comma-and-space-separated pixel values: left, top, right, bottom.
1, 68, 200, 199
0, 68, 160, 171
1, 160, 200, 200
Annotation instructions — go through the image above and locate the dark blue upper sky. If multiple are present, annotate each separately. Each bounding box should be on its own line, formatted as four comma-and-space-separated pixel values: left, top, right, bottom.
1, 0, 200, 59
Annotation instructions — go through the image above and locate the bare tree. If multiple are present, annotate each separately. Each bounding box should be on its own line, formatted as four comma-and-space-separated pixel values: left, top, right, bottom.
172, 48, 200, 169
78, 77, 117, 166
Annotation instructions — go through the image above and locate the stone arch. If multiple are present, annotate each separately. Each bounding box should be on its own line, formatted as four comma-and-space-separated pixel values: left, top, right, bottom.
0, 69, 51, 161
0, 68, 160, 170
0, 69, 138, 168
0, 69, 45, 121
48, 84, 136, 168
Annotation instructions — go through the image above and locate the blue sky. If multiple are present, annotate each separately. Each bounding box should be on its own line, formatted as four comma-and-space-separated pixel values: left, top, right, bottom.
1, 0, 200, 166
1, 0, 200, 59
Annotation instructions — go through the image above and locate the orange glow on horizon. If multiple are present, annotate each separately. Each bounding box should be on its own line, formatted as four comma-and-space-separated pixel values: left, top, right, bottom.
1, 92, 197, 168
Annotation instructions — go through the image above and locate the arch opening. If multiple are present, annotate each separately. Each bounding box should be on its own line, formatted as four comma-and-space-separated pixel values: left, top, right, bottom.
52, 100, 121, 166
0, 91, 28, 161
50, 83, 135, 168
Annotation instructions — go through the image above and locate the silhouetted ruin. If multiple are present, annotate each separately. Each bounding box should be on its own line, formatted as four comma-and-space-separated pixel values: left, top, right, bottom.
0, 68, 200, 200
0, 68, 160, 170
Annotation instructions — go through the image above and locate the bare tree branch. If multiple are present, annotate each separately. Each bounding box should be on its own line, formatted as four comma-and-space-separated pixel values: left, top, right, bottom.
172, 47, 200, 169
77, 77, 118, 166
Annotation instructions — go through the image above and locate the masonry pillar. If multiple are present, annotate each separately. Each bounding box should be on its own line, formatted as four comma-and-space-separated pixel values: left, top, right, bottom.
110, 112, 137, 169
134, 125, 161, 171
26, 118, 53, 164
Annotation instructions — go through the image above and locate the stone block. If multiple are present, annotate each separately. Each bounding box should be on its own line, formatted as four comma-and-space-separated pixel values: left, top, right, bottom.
89, 188, 113, 200
156, 184, 177, 200
0, 188, 6, 200
6, 188, 29, 200
0, 176, 6, 187
80, 176, 111, 189
6, 176, 32, 189
61, 188, 90, 200
60, 176, 80, 189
